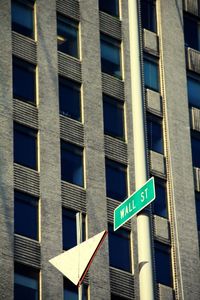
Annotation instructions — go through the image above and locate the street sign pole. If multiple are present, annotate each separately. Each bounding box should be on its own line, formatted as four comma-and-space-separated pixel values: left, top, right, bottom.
128, 0, 155, 299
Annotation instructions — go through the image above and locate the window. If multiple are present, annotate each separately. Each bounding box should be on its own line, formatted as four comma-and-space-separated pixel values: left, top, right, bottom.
195, 192, 200, 231
103, 94, 124, 140
105, 159, 127, 201
13, 57, 36, 104
64, 278, 88, 300
147, 117, 163, 154
14, 263, 39, 300
12, 0, 34, 38
100, 34, 121, 78
152, 179, 168, 218
184, 13, 200, 51
144, 57, 159, 92
57, 14, 79, 58
108, 224, 131, 272
191, 136, 200, 168
62, 209, 85, 250
14, 191, 38, 240
59, 77, 81, 121
141, 0, 157, 32
14, 123, 37, 170
61, 141, 84, 187
99, 0, 119, 17
187, 76, 200, 108
154, 241, 172, 287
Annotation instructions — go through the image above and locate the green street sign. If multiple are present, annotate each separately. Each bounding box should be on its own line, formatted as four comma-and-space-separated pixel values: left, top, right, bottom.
114, 177, 156, 231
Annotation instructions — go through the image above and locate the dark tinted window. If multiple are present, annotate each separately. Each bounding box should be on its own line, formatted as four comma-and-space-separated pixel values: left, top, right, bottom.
147, 118, 163, 154
187, 76, 200, 108
101, 34, 121, 78
103, 94, 124, 139
154, 241, 172, 286
13, 57, 35, 104
12, 0, 34, 38
106, 159, 127, 201
144, 57, 159, 91
61, 141, 83, 186
191, 136, 200, 168
14, 123, 37, 170
153, 180, 168, 218
195, 192, 200, 231
99, 0, 119, 17
15, 191, 38, 240
111, 295, 127, 300
64, 278, 87, 300
57, 15, 79, 58
108, 224, 131, 272
141, 0, 157, 32
59, 77, 81, 121
184, 14, 199, 50
14, 263, 39, 300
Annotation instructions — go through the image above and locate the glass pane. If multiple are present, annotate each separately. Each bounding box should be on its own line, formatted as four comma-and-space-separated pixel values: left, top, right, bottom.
14, 191, 38, 240
111, 295, 127, 300
187, 77, 200, 108
14, 123, 37, 169
144, 59, 159, 91
101, 35, 121, 78
57, 16, 79, 58
141, 0, 157, 32
64, 279, 87, 300
59, 77, 81, 121
106, 159, 127, 201
184, 14, 199, 50
13, 58, 35, 104
61, 141, 83, 186
103, 95, 124, 139
195, 193, 200, 231
153, 180, 168, 218
62, 209, 77, 250
99, 0, 119, 17
108, 225, 131, 272
154, 242, 172, 286
14, 264, 38, 300
12, 1, 34, 38
147, 119, 163, 154
191, 137, 200, 168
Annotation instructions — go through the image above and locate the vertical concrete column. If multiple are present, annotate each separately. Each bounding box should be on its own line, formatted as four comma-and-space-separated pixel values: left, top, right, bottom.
79, 0, 111, 298
37, 1, 63, 299
158, 0, 200, 298
0, 1, 14, 299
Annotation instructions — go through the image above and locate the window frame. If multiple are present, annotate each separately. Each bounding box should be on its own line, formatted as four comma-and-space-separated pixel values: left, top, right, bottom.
141, 0, 157, 33
14, 263, 39, 300
184, 12, 200, 51
147, 114, 164, 154
14, 190, 39, 240
13, 56, 36, 105
103, 94, 125, 140
14, 122, 38, 170
100, 33, 122, 79
99, 0, 119, 18
154, 241, 172, 287
57, 13, 80, 59
108, 224, 132, 272
105, 158, 127, 202
61, 140, 84, 187
11, 0, 35, 39
59, 76, 81, 121
144, 55, 160, 92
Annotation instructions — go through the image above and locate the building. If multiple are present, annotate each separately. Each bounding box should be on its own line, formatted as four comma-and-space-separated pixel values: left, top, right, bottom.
0, 0, 200, 299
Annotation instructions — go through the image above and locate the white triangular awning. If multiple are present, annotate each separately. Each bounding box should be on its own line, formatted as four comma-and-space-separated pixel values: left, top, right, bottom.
49, 230, 107, 286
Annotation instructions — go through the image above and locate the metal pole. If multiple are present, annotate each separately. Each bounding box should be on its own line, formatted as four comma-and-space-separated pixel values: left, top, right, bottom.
128, 0, 154, 299
76, 212, 82, 300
